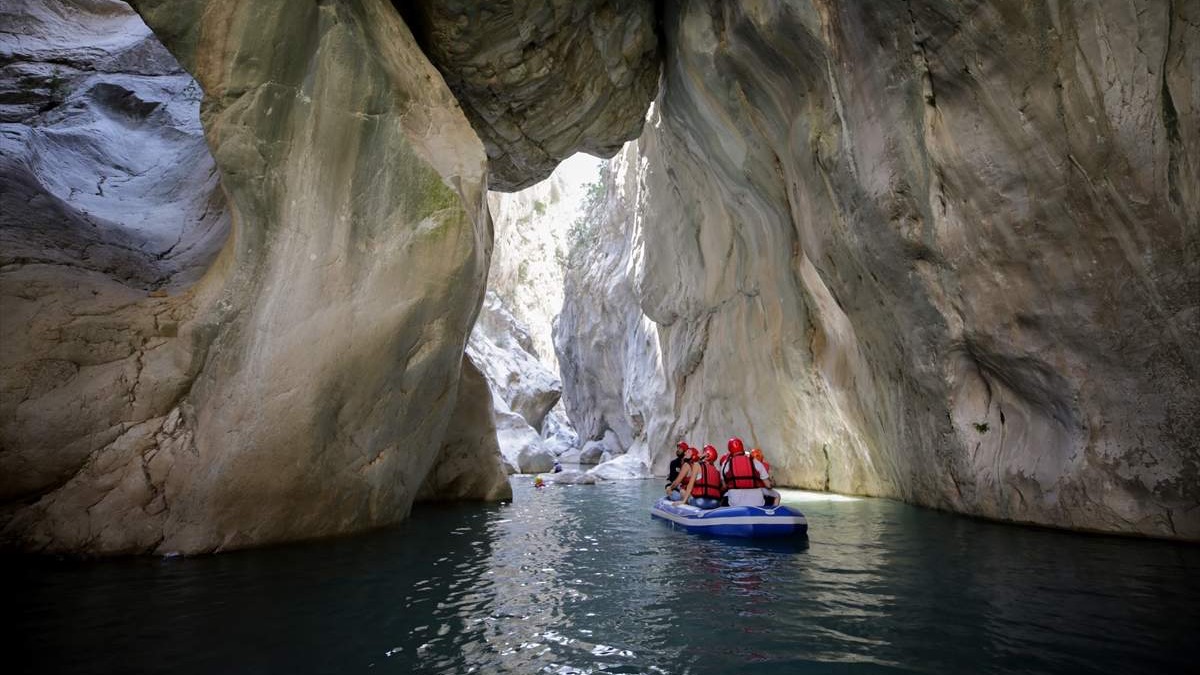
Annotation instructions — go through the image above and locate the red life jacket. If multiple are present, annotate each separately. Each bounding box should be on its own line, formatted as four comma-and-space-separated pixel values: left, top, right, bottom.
690, 461, 723, 499
722, 453, 764, 489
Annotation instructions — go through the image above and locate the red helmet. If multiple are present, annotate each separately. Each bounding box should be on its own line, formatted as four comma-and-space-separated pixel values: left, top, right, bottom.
750, 447, 764, 462
728, 437, 745, 455
686, 447, 700, 461
677, 441, 689, 450
702, 445, 718, 462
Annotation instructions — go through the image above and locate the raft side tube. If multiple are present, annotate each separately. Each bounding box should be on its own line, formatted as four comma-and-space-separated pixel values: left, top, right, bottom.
650, 498, 808, 538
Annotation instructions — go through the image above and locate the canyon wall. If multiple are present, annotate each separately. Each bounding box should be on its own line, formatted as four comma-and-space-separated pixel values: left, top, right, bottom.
558, 1, 1199, 539
555, 146, 670, 467
467, 291, 563, 473
1, 0, 508, 555
487, 162, 600, 373
4, 0, 1196, 550
397, 0, 660, 190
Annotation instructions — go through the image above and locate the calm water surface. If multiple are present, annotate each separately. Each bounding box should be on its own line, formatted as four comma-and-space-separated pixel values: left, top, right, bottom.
8, 479, 1199, 674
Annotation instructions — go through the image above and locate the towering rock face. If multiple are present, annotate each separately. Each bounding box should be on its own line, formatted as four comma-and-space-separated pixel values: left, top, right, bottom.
1, 0, 230, 552
558, 1, 1199, 539
465, 157, 602, 471
470, 292, 561, 431
486, 160, 601, 373
397, 0, 661, 191
416, 356, 513, 503
467, 291, 563, 473
1, 0, 508, 555
555, 146, 670, 464
5, 0, 1195, 550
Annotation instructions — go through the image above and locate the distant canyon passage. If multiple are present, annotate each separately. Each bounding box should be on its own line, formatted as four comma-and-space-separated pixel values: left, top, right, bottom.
1, 0, 1197, 554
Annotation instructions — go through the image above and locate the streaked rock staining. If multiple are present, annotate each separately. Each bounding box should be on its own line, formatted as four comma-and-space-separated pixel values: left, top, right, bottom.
1, 0, 507, 555
555, 1, 1198, 539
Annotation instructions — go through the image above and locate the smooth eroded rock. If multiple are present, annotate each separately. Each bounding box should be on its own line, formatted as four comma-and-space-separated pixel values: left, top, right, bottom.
557, 0, 1199, 539
417, 356, 513, 503
396, 0, 661, 190
1, 0, 503, 554
468, 291, 562, 430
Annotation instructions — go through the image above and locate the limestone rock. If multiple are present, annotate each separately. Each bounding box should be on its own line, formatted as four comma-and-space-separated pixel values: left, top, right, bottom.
489, 396, 553, 474
556, 449, 583, 465
554, 146, 671, 476
557, 1, 1200, 539
0, 0, 228, 549
517, 446, 557, 475
577, 444, 605, 466
1, 0, 502, 554
468, 291, 562, 429
540, 403, 579, 456
543, 469, 598, 485
588, 454, 649, 481
417, 356, 513, 503
397, 0, 661, 190
578, 429, 623, 465
474, 157, 599, 465
486, 154, 603, 373
466, 289, 571, 473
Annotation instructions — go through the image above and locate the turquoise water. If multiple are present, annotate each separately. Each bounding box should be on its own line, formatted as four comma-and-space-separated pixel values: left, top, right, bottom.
8, 479, 1199, 674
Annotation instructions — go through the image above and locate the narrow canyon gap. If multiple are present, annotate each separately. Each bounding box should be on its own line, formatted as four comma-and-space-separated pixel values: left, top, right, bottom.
1, 0, 1197, 555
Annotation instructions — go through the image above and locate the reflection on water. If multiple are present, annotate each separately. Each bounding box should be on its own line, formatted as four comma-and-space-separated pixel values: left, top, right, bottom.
7, 480, 1199, 674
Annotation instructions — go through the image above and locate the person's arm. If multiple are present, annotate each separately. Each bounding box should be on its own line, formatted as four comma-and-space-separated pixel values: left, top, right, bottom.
666, 463, 688, 492
755, 459, 773, 488
677, 469, 698, 504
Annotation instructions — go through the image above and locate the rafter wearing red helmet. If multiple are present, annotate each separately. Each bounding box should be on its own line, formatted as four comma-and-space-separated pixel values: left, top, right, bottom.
664, 444, 697, 499
679, 444, 723, 509
719, 437, 772, 507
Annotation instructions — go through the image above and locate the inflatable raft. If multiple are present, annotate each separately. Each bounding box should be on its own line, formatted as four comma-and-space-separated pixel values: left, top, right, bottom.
650, 497, 808, 538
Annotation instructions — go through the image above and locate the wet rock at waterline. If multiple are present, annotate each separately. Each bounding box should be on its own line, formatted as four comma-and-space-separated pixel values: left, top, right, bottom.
2, 0, 1196, 554
588, 454, 650, 481
417, 357, 513, 503
556, 2, 1199, 539
540, 470, 598, 485
396, 0, 661, 191
0, 0, 229, 552
1, 0, 506, 554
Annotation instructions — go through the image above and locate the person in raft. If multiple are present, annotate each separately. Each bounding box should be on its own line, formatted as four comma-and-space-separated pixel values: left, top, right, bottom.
750, 447, 781, 507
664, 445, 697, 500
666, 441, 688, 489
678, 444, 723, 509
719, 437, 773, 507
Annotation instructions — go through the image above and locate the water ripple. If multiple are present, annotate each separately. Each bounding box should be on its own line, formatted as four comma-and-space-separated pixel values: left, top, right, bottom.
7, 480, 1200, 674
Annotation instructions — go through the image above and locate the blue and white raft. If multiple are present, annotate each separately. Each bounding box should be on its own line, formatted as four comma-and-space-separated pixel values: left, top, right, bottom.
650, 498, 808, 538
